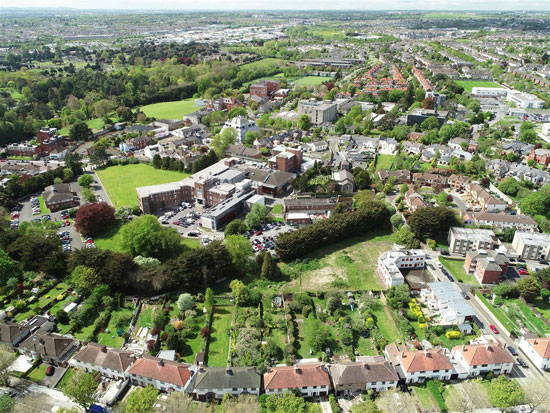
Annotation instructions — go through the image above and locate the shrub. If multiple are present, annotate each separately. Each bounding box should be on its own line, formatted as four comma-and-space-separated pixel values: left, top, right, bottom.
445, 330, 461, 339
200, 326, 210, 338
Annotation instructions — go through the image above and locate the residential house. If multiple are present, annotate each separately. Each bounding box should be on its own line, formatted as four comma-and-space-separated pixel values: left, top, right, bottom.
378, 137, 398, 154
466, 183, 506, 212
487, 159, 511, 179
384, 344, 453, 384
401, 141, 423, 156
329, 356, 399, 395
225, 144, 262, 160
422, 282, 475, 324
512, 232, 550, 261
377, 170, 411, 184
448, 174, 469, 190
377, 250, 426, 289
192, 367, 261, 401
451, 344, 515, 377
448, 138, 468, 151
0, 321, 32, 348
404, 189, 428, 212
18, 332, 79, 367
126, 356, 193, 392
263, 364, 330, 397
42, 184, 78, 212
332, 170, 355, 194
307, 141, 329, 152
528, 149, 550, 167
412, 173, 447, 188
508, 163, 549, 186
70, 343, 136, 379
473, 212, 538, 232
448, 227, 498, 254
519, 337, 550, 370
464, 250, 509, 285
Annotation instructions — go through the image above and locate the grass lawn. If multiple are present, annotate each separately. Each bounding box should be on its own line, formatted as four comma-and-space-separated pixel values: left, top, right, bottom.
443, 381, 492, 411
206, 305, 232, 367
7, 155, 33, 160
372, 302, 402, 343
241, 58, 285, 70
140, 98, 202, 119
28, 364, 47, 383
59, 117, 112, 135
94, 223, 125, 253
181, 238, 200, 249
291, 76, 332, 86
477, 293, 519, 332
439, 257, 477, 284
138, 306, 161, 328
356, 337, 378, 356
96, 307, 134, 347
56, 367, 75, 390
280, 230, 391, 292
0, 87, 23, 99
271, 204, 283, 214
74, 323, 97, 342
243, 74, 284, 87
412, 386, 438, 411
375, 154, 395, 170
507, 299, 550, 335
38, 196, 51, 214
455, 80, 502, 93
427, 380, 448, 411
96, 164, 189, 207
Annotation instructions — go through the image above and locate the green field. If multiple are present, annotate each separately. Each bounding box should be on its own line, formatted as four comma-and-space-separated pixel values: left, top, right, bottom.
439, 257, 477, 284
38, 196, 51, 215
240, 58, 285, 70
455, 80, 502, 93
59, 117, 112, 135
291, 76, 332, 86
96, 164, 189, 207
96, 307, 133, 347
375, 154, 395, 170
140, 98, 202, 119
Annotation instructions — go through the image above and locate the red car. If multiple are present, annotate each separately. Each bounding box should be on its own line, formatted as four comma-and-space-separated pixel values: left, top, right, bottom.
46, 366, 55, 376
518, 269, 529, 275
489, 324, 499, 334
172, 221, 179, 226
254, 230, 263, 236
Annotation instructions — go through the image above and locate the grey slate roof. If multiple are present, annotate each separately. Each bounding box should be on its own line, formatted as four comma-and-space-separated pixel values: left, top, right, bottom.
193, 367, 261, 390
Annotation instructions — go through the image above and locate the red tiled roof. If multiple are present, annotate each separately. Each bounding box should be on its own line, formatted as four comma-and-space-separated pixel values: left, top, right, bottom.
400, 349, 453, 373
127, 356, 191, 387
264, 364, 330, 390
453, 344, 515, 366
528, 338, 550, 359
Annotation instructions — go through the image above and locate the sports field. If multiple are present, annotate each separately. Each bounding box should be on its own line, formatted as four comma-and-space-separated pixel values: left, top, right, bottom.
454, 80, 502, 93
291, 76, 332, 86
96, 164, 189, 207
140, 98, 201, 119
243, 73, 284, 87
241, 58, 285, 70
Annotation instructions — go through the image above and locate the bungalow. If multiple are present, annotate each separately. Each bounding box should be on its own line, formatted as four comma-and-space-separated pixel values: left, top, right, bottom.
329, 356, 399, 395
385, 344, 454, 384
70, 342, 136, 379
263, 364, 330, 397
451, 344, 515, 377
126, 355, 193, 393
519, 337, 550, 370
307, 141, 329, 152
18, 332, 79, 367
0, 320, 32, 348
192, 367, 261, 401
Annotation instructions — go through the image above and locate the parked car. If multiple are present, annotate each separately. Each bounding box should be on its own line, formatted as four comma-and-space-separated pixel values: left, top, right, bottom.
489, 324, 499, 334
254, 230, 263, 236
539, 259, 549, 265
507, 346, 517, 356
46, 366, 55, 376
517, 358, 528, 368
462, 292, 470, 300
440, 250, 450, 256
518, 269, 529, 275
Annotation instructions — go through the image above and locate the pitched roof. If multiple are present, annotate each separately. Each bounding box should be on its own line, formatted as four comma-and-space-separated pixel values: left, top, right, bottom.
0, 321, 31, 344
527, 338, 550, 359
72, 342, 136, 373
193, 367, 261, 390
126, 356, 191, 388
400, 349, 453, 373
330, 358, 398, 386
264, 364, 330, 390
19, 332, 77, 359
454, 344, 515, 366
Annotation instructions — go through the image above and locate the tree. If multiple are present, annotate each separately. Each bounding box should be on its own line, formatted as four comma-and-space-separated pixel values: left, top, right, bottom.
436, 191, 451, 206
298, 114, 311, 131
516, 276, 541, 302
120, 215, 182, 260
350, 400, 381, 413
63, 168, 74, 182
0, 345, 15, 386
230, 279, 249, 306
489, 375, 525, 411
81, 188, 96, 203
420, 116, 440, 131
264, 337, 283, 360
115, 206, 134, 223
177, 293, 195, 312
0, 394, 15, 413
521, 185, 550, 218
71, 265, 100, 295
225, 235, 255, 274
498, 177, 520, 197
265, 391, 308, 413
0, 249, 18, 286
390, 213, 404, 228
77, 174, 94, 189
64, 371, 97, 409
75, 202, 116, 236
407, 206, 460, 240
228, 107, 248, 119
224, 219, 247, 236
205, 288, 215, 312
353, 168, 371, 190
212, 127, 237, 158
261, 252, 276, 280
245, 203, 268, 230
386, 284, 410, 309
70, 122, 91, 141
221, 394, 260, 413
244, 130, 261, 145
125, 386, 159, 413
305, 318, 334, 353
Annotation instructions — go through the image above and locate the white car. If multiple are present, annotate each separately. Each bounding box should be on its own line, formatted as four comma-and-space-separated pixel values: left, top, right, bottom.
437, 262, 443, 269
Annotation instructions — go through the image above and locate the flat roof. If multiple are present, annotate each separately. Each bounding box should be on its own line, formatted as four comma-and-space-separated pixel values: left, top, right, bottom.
450, 226, 495, 241
514, 231, 550, 245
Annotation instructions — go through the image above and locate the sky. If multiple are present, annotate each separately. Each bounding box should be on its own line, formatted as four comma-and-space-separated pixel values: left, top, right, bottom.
0, 0, 547, 11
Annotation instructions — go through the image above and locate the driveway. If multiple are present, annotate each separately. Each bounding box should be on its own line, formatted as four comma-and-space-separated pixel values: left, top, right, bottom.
38, 365, 67, 388
451, 193, 468, 211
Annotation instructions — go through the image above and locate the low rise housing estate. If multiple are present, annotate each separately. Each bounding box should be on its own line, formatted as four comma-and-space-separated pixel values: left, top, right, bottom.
70, 343, 136, 379
127, 356, 194, 393
329, 356, 399, 395
385, 344, 453, 384
192, 367, 261, 400
473, 212, 538, 232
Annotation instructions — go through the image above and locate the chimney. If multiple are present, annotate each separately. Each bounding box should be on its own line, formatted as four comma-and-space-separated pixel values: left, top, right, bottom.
101, 345, 107, 353
364, 363, 370, 370
225, 368, 232, 375
158, 359, 164, 367
294, 365, 301, 374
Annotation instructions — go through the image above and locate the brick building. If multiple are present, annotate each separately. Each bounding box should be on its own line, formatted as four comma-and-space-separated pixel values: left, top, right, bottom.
249, 80, 281, 98
464, 250, 509, 285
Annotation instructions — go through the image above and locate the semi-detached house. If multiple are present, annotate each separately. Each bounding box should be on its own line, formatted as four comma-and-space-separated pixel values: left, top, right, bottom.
329, 356, 398, 395
70, 342, 136, 380
192, 367, 261, 401
451, 344, 515, 377
519, 337, 550, 370
126, 355, 194, 393
263, 364, 330, 397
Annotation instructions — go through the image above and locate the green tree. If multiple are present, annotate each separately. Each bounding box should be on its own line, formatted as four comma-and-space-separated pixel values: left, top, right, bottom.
489, 375, 525, 411
498, 177, 520, 197
0, 345, 15, 386
265, 391, 308, 413
261, 252, 276, 280
521, 185, 550, 218
205, 288, 215, 312
212, 127, 237, 158
227, 107, 248, 119
64, 371, 97, 409
353, 168, 371, 190
81, 188, 96, 203
125, 386, 159, 413
298, 114, 311, 131
516, 276, 541, 302
225, 235, 255, 274
390, 213, 404, 228
71, 265, 100, 295
70, 122, 91, 141
177, 293, 194, 312
0, 249, 18, 286
407, 206, 459, 240
305, 318, 334, 353
0, 394, 15, 413
245, 203, 268, 230
77, 174, 94, 189
420, 116, 440, 131
386, 284, 411, 309
224, 219, 247, 236
120, 215, 182, 260
230, 279, 249, 306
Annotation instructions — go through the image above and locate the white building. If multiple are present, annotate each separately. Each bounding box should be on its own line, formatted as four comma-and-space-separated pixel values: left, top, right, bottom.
506, 91, 545, 109
473, 212, 538, 232
519, 337, 550, 370
448, 227, 497, 254
451, 344, 515, 377
471, 87, 507, 97
298, 100, 338, 125
422, 282, 475, 325
377, 250, 426, 289
512, 231, 550, 261
542, 123, 550, 137
221, 116, 260, 144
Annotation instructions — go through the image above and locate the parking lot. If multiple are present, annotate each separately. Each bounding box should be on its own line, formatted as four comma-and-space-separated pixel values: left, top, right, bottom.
245, 221, 295, 254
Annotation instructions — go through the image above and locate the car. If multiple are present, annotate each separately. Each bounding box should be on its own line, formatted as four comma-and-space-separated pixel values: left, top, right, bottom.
446, 274, 454, 282
440, 250, 450, 256
539, 259, 549, 265
462, 292, 470, 300
45, 366, 55, 376
509, 257, 516, 262
518, 269, 529, 275
507, 346, 518, 356
518, 258, 526, 263
254, 230, 263, 236
436, 262, 443, 269
517, 358, 528, 368
489, 324, 499, 334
